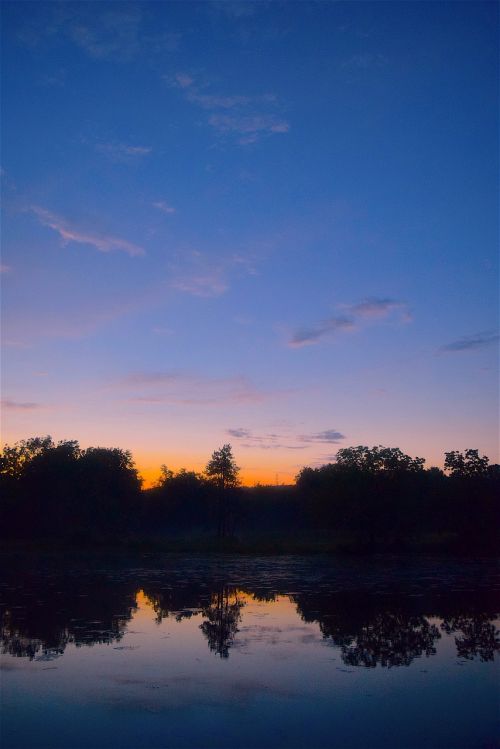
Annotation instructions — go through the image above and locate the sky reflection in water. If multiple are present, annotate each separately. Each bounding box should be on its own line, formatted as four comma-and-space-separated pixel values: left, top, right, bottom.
1, 554, 499, 749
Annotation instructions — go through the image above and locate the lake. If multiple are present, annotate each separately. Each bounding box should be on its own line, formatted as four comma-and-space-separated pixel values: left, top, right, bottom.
1, 553, 498, 749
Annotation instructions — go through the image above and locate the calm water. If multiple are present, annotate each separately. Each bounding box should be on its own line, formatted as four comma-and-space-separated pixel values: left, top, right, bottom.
1, 553, 499, 749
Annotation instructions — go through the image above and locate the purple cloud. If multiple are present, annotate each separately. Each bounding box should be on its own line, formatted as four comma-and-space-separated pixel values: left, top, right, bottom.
1, 399, 41, 411
227, 428, 252, 439
299, 429, 345, 444
289, 297, 410, 348
289, 316, 354, 348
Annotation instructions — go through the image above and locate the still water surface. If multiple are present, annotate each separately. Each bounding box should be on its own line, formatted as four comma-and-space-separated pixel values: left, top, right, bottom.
1, 554, 499, 749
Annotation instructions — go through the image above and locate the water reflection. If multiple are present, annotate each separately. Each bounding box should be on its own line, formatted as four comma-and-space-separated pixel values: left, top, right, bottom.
1, 554, 498, 666
298, 597, 441, 668
1, 565, 137, 660
201, 587, 244, 658
441, 613, 500, 661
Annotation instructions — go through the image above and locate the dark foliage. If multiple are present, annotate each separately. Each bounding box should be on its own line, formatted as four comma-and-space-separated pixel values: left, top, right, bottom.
0, 437, 141, 542
1, 438, 498, 553
295, 446, 499, 552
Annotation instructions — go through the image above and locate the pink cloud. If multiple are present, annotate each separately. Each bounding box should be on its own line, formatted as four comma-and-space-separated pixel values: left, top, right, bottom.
30, 206, 145, 257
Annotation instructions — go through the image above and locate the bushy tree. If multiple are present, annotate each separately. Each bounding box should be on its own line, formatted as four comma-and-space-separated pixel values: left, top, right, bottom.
0, 436, 81, 536
0, 436, 59, 479
444, 449, 489, 478
0, 437, 141, 540
77, 447, 141, 533
335, 445, 425, 473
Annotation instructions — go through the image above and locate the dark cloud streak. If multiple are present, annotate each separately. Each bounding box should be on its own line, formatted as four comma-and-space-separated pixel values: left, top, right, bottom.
289, 297, 409, 348
439, 331, 499, 353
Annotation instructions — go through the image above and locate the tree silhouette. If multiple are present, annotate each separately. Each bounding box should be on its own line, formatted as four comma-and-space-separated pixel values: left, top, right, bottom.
444, 449, 490, 478
205, 444, 240, 538
335, 445, 425, 473
1, 436, 498, 551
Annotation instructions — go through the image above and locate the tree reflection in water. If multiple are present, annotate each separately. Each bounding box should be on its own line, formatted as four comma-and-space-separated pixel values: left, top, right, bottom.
441, 613, 500, 661
1, 556, 498, 665
328, 610, 440, 668
293, 593, 442, 667
0, 566, 137, 660
200, 587, 244, 658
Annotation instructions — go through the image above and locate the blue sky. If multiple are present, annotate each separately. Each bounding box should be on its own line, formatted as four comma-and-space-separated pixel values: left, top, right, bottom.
1, 1, 498, 484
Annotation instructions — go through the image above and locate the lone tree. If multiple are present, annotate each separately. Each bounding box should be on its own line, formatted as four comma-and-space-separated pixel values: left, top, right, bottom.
205, 444, 240, 538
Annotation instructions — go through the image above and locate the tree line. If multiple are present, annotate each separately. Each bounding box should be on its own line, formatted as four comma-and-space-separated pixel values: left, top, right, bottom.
0, 437, 498, 552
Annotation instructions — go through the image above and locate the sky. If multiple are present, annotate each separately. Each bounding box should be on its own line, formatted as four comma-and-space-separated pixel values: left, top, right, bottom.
1, 0, 498, 486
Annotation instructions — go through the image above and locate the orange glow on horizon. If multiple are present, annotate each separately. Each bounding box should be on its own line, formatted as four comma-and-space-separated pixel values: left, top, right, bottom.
136, 459, 299, 489
136, 462, 297, 489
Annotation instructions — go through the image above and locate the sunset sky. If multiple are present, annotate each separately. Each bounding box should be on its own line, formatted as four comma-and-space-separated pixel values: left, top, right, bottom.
1, 1, 498, 486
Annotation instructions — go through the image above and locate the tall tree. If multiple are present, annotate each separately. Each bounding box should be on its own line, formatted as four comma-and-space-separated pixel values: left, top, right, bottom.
205, 444, 240, 538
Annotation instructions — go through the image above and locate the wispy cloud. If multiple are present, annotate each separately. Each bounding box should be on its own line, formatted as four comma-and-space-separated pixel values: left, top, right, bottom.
226, 427, 306, 450
298, 429, 345, 444
439, 331, 499, 353
347, 298, 407, 319
123, 372, 182, 386
0, 264, 11, 274
1, 399, 42, 411
173, 72, 195, 89
168, 249, 255, 297
95, 141, 152, 163
226, 426, 344, 450
187, 93, 253, 109
120, 371, 278, 408
69, 6, 144, 60
289, 316, 354, 348
208, 113, 289, 145
171, 271, 228, 298
153, 200, 176, 215
166, 73, 289, 145
17, 5, 179, 62
30, 206, 145, 257
227, 428, 252, 439
289, 297, 410, 348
